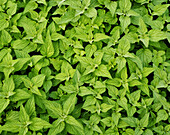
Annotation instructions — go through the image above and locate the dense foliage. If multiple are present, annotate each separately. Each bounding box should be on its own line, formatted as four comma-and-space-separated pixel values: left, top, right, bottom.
0, 0, 170, 135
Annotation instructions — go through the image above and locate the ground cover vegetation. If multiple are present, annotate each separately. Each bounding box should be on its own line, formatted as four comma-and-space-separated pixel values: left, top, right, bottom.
0, 0, 170, 134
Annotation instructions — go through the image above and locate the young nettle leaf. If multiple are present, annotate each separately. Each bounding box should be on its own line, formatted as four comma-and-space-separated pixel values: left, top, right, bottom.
23, 1, 38, 14
18, 16, 37, 39
136, 48, 152, 67
139, 113, 149, 128
63, 94, 77, 115
65, 115, 85, 135
0, 14, 9, 31
116, 39, 135, 72
29, 117, 52, 131
156, 109, 169, 123
93, 33, 110, 42
44, 100, 63, 118
21, 74, 45, 96
148, 29, 167, 42
121, 117, 138, 127
0, 53, 19, 78
31, 74, 45, 87
0, 77, 15, 113
152, 4, 170, 16
1, 29, 12, 45
48, 117, 65, 135
40, 30, 54, 57
104, 0, 117, 17
95, 64, 112, 79
0, 99, 10, 113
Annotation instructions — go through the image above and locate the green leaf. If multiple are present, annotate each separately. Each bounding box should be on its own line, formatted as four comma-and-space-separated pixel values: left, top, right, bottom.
29, 117, 51, 131
85, 44, 97, 57
11, 39, 29, 49
44, 100, 63, 118
1, 30, 12, 44
25, 96, 35, 117
101, 103, 113, 112
95, 64, 112, 79
19, 105, 30, 122
0, 99, 10, 113
48, 118, 65, 135
104, 1, 117, 17
106, 78, 122, 87
2, 76, 15, 92
140, 113, 149, 127
138, 18, 147, 34
31, 74, 45, 87
0, 121, 21, 132
136, 49, 152, 66
79, 87, 94, 96
30, 85, 42, 96
148, 29, 167, 42
142, 67, 155, 77
0, 19, 9, 31
153, 91, 170, 110
51, 33, 65, 41
93, 33, 110, 42
119, 0, 131, 12
24, 1, 38, 13
156, 109, 168, 123
117, 38, 130, 55
40, 30, 54, 57
18, 16, 37, 38
119, 16, 131, 32
57, 8, 75, 24
85, 8, 97, 18
152, 4, 169, 15
63, 94, 77, 115
140, 35, 149, 48
116, 57, 126, 73
65, 115, 84, 135
11, 89, 31, 101
121, 117, 138, 127
118, 97, 128, 110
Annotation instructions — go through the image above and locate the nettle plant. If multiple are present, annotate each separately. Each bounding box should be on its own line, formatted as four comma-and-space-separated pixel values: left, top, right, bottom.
0, 0, 170, 135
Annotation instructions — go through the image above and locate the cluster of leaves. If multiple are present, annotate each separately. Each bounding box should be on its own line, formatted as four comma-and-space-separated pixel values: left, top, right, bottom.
0, 0, 170, 135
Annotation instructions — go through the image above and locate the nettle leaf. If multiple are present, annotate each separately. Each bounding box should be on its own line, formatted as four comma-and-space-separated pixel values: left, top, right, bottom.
104, 1, 117, 17
23, 1, 38, 13
121, 117, 138, 127
63, 94, 77, 115
0, 18, 9, 31
140, 113, 149, 128
156, 109, 168, 123
152, 4, 169, 16
136, 48, 152, 66
0, 99, 10, 113
44, 100, 63, 118
116, 57, 126, 73
48, 118, 65, 135
18, 16, 37, 38
29, 117, 51, 131
65, 115, 85, 135
148, 29, 167, 42
57, 8, 76, 24
40, 30, 54, 57
119, 0, 131, 12
19, 105, 30, 123
119, 16, 131, 32
31, 74, 45, 87
1, 30, 12, 45
95, 64, 112, 79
